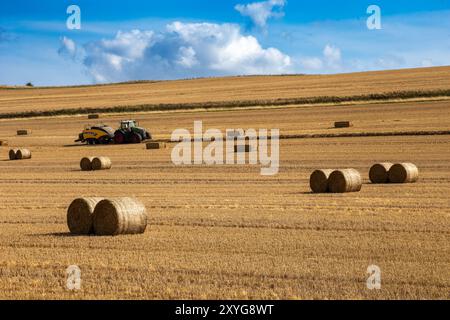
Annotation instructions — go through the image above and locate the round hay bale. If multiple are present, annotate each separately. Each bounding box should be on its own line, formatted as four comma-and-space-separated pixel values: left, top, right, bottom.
334, 121, 351, 128
309, 169, 333, 193
146, 142, 165, 149
91, 157, 112, 170
388, 163, 419, 183
9, 149, 18, 160
80, 157, 94, 171
369, 163, 393, 184
93, 197, 147, 236
16, 148, 31, 160
67, 197, 103, 235
328, 169, 362, 193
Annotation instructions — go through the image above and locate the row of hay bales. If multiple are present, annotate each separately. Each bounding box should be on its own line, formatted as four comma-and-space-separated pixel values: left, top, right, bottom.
310, 163, 419, 193
67, 197, 147, 236
9, 148, 32, 160
80, 156, 112, 171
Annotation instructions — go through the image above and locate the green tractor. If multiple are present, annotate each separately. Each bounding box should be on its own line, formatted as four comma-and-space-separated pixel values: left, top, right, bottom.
113, 120, 152, 144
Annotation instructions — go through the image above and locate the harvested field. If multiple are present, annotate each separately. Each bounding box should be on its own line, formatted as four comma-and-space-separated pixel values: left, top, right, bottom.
1, 66, 450, 116
0, 76, 449, 299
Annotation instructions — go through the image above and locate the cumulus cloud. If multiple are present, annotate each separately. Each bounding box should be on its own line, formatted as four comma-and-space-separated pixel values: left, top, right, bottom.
299, 44, 342, 72
67, 22, 292, 83
235, 0, 286, 29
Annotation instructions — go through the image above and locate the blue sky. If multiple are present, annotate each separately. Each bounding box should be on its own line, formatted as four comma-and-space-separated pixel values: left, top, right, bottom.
1, 0, 449, 85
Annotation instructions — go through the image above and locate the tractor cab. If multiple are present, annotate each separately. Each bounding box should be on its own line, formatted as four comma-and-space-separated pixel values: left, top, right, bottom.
120, 120, 138, 131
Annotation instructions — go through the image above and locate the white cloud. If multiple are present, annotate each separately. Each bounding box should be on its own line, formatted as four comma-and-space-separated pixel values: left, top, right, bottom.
74, 21, 292, 83
58, 36, 78, 59
235, 0, 286, 29
323, 44, 341, 67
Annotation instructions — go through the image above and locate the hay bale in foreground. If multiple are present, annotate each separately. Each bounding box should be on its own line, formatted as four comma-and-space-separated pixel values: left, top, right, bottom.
93, 197, 147, 236
388, 163, 419, 183
80, 157, 94, 171
310, 169, 333, 193
9, 149, 18, 160
67, 197, 103, 235
0, 140, 8, 146
88, 114, 99, 119
91, 157, 112, 170
16, 149, 31, 160
234, 144, 252, 153
17, 130, 30, 136
328, 169, 362, 193
369, 163, 394, 184
334, 121, 351, 128
146, 142, 166, 149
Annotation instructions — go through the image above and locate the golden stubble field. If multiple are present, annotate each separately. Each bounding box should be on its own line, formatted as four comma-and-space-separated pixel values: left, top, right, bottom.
0, 98, 449, 299
1, 66, 450, 114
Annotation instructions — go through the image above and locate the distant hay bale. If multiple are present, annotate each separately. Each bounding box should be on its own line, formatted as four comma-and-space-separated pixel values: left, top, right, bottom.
146, 142, 166, 149
328, 169, 362, 193
93, 197, 147, 236
17, 130, 30, 136
334, 121, 351, 128
91, 157, 112, 170
0, 140, 8, 146
67, 197, 103, 235
369, 163, 394, 184
310, 169, 333, 193
88, 114, 99, 119
80, 157, 94, 171
16, 148, 31, 160
9, 149, 18, 160
234, 144, 252, 153
388, 163, 419, 184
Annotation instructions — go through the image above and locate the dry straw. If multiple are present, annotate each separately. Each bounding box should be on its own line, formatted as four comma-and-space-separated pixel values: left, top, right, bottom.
93, 197, 147, 236
91, 156, 112, 170
16, 149, 31, 160
388, 163, 419, 183
146, 142, 166, 149
80, 157, 94, 171
328, 169, 362, 193
67, 197, 103, 235
310, 169, 333, 193
369, 163, 394, 184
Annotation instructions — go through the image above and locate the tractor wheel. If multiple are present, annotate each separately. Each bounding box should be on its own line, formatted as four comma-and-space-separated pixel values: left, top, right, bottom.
131, 133, 142, 144
114, 131, 125, 144
87, 139, 95, 145
99, 136, 110, 145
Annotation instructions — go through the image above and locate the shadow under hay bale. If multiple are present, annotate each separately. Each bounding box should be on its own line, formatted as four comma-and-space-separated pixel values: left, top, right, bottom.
80, 157, 94, 171
328, 169, 362, 193
91, 157, 112, 170
146, 142, 166, 149
310, 169, 334, 193
67, 197, 103, 235
388, 163, 419, 184
17, 130, 30, 136
334, 121, 352, 128
369, 163, 394, 184
93, 197, 147, 236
